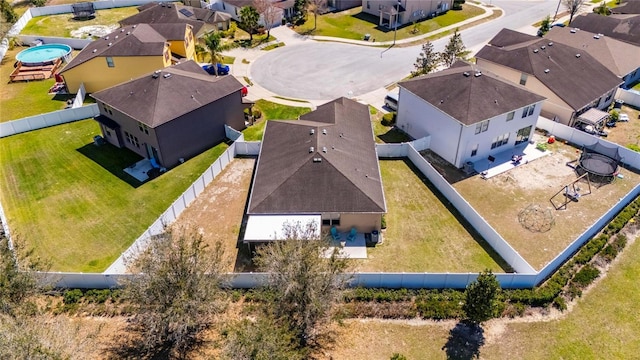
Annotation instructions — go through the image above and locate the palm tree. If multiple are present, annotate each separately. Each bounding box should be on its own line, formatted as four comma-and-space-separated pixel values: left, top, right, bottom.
240, 6, 259, 41
203, 32, 224, 75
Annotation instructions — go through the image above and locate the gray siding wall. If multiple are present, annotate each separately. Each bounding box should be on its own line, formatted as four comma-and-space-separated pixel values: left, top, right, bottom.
155, 91, 245, 167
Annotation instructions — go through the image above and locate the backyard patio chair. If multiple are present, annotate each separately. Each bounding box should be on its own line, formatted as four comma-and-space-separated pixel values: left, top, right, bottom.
330, 226, 341, 241
347, 227, 357, 242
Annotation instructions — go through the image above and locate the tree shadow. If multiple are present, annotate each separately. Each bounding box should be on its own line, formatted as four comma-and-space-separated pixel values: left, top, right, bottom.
442, 321, 485, 360
377, 127, 411, 143
76, 142, 144, 188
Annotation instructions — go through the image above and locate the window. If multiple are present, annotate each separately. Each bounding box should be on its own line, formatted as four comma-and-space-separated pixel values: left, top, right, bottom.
102, 104, 113, 115
605, 92, 613, 103
506, 111, 515, 121
519, 73, 527, 86
138, 122, 149, 135
366, 1, 370, 9
522, 106, 529, 118
491, 133, 510, 149
471, 144, 478, 157
528, 104, 535, 116
515, 126, 532, 145
106, 57, 114, 67
105, 130, 111, 137
475, 120, 489, 134
125, 131, 140, 148
322, 214, 340, 226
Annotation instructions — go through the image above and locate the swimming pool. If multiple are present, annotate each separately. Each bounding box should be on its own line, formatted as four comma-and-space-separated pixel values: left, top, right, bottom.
16, 44, 72, 66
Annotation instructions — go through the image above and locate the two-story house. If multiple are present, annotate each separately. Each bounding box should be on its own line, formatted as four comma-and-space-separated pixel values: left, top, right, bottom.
90, 60, 247, 169
396, 62, 545, 169
59, 23, 195, 94
475, 29, 623, 127
362, 0, 453, 28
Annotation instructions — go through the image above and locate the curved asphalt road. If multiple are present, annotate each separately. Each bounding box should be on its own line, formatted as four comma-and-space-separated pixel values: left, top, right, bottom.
250, 0, 564, 101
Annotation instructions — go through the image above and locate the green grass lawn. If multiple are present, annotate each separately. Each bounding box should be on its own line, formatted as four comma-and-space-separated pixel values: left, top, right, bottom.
359, 160, 508, 272
21, 6, 137, 38
295, 6, 484, 42
242, 100, 311, 141
0, 120, 228, 272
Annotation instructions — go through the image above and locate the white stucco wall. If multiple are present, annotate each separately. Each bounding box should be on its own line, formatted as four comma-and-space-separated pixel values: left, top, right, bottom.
397, 87, 544, 168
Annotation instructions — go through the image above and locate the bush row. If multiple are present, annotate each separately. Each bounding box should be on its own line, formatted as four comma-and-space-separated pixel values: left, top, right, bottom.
601, 234, 627, 262
604, 198, 640, 235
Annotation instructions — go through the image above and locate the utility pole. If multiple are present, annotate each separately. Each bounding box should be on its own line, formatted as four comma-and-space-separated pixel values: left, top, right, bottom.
553, 0, 562, 22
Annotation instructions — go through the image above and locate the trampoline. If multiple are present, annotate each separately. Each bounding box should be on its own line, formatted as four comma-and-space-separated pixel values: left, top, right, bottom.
577, 142, 621, 184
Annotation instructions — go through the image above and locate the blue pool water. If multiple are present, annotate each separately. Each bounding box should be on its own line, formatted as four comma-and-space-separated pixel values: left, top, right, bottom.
16, 44, 72, 65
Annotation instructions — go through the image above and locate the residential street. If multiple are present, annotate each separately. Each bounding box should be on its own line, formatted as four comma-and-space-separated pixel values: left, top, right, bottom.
243, 0, 585, 102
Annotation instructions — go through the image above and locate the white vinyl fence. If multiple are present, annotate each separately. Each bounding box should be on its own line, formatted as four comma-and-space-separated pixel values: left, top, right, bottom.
0, 104, 99, 138
616, 88, 640, 109
17, 35, 92, 50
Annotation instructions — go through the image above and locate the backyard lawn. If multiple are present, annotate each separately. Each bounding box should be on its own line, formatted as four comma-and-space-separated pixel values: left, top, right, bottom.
295, 5, 484, 42
330, 231, 640, 359
602, 105, 640, 150
359, 159, 508, 272
0, 120, 228, 272
241, 99, 311, 141
0, 48, 83, 122
21, 6, 137, 38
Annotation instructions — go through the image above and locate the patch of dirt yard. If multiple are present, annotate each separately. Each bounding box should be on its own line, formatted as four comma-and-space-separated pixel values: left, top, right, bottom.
170, 158, 255, 272
453, 140, 640, 270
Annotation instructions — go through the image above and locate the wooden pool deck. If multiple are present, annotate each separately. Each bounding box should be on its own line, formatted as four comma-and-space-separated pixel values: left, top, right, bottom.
9, 59, 62, 82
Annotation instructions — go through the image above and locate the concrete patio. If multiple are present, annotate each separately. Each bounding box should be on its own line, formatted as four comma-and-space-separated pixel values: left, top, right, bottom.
473, 139, 551, 180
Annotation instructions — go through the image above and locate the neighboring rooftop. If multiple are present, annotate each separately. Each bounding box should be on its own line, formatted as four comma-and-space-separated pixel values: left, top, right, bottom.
399, 61, 545, 125
120, 2, 231, 35
569, 13, 640, 46
476, 29, 623, 111
60, 24, 170, 74
90, 60, 244, 128
248, 97, 386, 215
612, 0, 640, 14
545, 26, 640, 79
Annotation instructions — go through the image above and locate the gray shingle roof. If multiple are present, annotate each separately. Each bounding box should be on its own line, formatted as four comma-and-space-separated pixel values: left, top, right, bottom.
248, 97, 386, 215
612, 0, 640, 15
399, 62, 545, 125
60, 24, 168, 74
569, 13, 640, 46
545, 26, 640, 78
120, 2, 231, 35
476, 29, 623, 111
147, 23, 191, 40
90, 60, 244, 127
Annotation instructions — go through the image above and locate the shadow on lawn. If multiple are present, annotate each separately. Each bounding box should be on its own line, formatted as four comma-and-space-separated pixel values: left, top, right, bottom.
401, 158, 514, 273
76, 142, 144, 188
442, 321, 485, 360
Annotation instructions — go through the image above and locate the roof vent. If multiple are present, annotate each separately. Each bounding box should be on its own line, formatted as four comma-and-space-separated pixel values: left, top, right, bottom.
541, 45, 546, 50
544, 69, 550, 73
439, 99, 444, 104
92, 49, 97, 53
115, 35, 118, 39
105, 36, 109, 40
463, 71, 470, 77
129, 91, 133, 95
108, 42, 112, 46
309, 146, 314, 153
120, 29, 124, 32
313, 157, 322, 163
548, 42, 553, 46
593, 35, 600, 39
576, 53, 581, 58
570, 28, 577, 33
598, 33, 604, 37
322, 146, 327, 153
533, 48, 539, 53
133, 25, 137, 28
127, 31, 131, 35
322, 129, 327, 135
163, 73, 172, 78
474, 71, 482, 77
494, 99, 498, 104
310, 129, 315, 135
152, 72, 160, 78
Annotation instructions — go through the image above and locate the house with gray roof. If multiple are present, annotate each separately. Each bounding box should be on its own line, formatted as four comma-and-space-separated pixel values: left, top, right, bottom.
244, 97, 386, 242
612, 0, 640, 14
211, 0, 286, 28
475, 29, 623, 127
120, 2, 232, 36
569, 13, 640, 46
91, 60, 247, 169
545, 26, 640, 89
396, 62, 545, 169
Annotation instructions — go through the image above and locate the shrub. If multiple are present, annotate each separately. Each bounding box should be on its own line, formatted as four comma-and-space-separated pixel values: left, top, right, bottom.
502, 302, 526, 318
391, 354, 408, 360
85, 289, 112, 304
566, 284, 582, 300
571, 264, 600, 288
381, 112, 396, 126
63, 289, 83, 304
252, 109, 262, 119
30, 0, 45, 6
552, 296, 567, 311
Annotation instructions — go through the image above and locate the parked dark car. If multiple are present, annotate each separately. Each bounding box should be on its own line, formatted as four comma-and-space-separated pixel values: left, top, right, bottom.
202, 63, 229, 76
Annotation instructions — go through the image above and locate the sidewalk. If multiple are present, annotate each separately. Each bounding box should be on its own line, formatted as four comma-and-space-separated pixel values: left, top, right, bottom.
225, 2, 499, 109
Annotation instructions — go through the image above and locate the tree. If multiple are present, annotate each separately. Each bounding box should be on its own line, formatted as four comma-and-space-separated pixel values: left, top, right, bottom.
0, 234, 42, 316
120, 227, 228, 357
307, 0, 327, 30
240, 6, 260, 41
293, 0, 307, 24
440, 28, 467, 68
203, 31, 225, 75
412, 41, 440, 77
254, 221, 352, 349
462, 270, 503, 324
563, 0, 587, 24
223, 315, 305, 360
253, 0, 279, 38
538, 15, 551, 37
593, 1, 611, 15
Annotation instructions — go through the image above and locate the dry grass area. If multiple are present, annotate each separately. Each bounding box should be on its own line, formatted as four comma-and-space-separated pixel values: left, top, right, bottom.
602, 105, 640, 149
170, 158, 256, 273
452, 136, 640, 270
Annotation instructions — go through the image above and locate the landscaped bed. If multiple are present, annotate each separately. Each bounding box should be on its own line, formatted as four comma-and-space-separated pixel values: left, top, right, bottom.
0, 120, 228, 272
450, 136, 640, 270
360, 159, 509, 273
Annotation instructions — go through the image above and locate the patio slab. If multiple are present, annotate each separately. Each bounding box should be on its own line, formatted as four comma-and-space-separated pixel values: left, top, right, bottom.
474, 141, 551, 180
325, 232, 368, 259
124, 158, 152, 182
